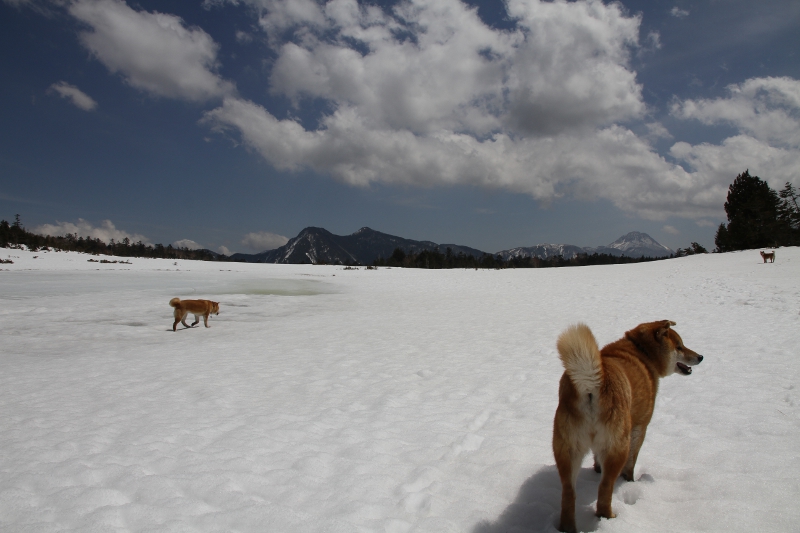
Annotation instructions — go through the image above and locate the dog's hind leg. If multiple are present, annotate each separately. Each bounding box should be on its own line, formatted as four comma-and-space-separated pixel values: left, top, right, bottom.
554, 445, 584, 533
553, 416, 588, 533
621, 426, 646, 481
596, 445, 627, 519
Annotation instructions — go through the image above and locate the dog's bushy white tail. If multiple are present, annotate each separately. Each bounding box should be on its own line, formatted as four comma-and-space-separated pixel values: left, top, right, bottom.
557, 323, 602, 395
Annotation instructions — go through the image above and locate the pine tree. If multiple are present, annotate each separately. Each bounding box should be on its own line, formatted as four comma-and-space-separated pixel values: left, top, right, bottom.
777, 182, 800, 245
715, 170, 784, 251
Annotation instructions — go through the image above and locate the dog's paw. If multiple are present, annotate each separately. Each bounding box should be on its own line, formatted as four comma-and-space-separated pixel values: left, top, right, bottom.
595, 509, 616, 519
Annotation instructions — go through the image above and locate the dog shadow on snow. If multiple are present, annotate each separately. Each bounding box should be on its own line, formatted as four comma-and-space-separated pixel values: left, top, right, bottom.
472, 465, 604, 533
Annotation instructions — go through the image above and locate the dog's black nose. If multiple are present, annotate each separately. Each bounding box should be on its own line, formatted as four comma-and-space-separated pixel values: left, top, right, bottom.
697, 355, 703, 363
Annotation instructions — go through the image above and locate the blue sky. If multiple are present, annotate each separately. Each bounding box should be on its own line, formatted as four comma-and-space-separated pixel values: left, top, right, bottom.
1, 0, 798, 254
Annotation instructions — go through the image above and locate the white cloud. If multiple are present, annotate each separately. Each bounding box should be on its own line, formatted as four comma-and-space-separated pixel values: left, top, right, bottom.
173, 239, 203, 249
48, 81, 98, 111
217, 245, 232, 256
669, 76, 800, 194
241, 231, 289, 251
663, 225, 680, 235
262, 0, 643, 137
235, 30, 254, 44
207, 98, 711, 219
669, 135, 800, 193
33, 219, 151, 244
670, 7, 689, 18
672, 76, 800, 147
205, 0, 712, 219
69, 0, 235, 101
645, 122, 673, 142
57, 0, 795, 223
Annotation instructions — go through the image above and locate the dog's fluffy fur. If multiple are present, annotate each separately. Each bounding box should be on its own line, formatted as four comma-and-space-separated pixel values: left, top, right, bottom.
169, 298, 219, 331
760, 250, 775, 263
552, 321, 703, 533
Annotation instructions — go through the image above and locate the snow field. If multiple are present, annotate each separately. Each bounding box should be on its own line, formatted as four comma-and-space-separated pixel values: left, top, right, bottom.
1, 247, 799, 532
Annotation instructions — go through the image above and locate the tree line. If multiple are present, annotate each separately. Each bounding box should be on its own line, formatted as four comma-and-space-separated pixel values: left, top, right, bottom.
0, 215, 223, 261
372, 246, 661, 269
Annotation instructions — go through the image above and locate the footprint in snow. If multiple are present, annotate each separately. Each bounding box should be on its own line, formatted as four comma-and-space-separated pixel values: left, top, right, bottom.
399, 467, 441, 516
443, 433, 484, 460
468, 409, 492, 432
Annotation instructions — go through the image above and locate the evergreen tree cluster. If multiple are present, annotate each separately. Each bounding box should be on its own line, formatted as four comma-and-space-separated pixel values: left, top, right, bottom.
372, 247, 660, 269
675, 242, 708, 257
0, 216, 225, 261
715, 171, 800, 252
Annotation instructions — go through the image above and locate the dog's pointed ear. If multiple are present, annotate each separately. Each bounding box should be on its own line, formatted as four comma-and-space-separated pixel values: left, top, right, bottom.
655, 320, 676, 340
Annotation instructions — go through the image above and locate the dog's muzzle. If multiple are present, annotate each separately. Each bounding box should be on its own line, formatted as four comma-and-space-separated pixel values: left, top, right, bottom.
677, 354, 703, 375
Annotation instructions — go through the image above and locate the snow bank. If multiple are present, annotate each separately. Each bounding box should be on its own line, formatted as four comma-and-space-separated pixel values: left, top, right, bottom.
1, 247, 798, 532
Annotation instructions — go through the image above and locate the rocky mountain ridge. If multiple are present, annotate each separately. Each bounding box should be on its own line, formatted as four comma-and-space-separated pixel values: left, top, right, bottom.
230, 228, 674, 265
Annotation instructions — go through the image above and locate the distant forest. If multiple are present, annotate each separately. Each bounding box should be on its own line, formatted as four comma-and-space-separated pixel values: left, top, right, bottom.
371, 247, 663, 269
0, 215, 224, 262
0, 214, 671, 269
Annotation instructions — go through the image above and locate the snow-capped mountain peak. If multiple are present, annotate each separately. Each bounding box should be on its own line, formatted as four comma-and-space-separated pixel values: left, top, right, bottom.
605, 231, 673, 256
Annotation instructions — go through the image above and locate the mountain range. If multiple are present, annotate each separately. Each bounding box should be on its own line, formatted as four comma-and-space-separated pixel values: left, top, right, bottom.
229, 228, 674, 265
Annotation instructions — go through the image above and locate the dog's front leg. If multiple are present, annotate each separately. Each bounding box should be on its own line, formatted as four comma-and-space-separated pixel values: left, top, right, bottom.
203, 313, 210, 328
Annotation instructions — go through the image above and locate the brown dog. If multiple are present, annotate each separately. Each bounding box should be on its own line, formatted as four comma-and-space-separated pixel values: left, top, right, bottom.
760, 250, 775, 263
169, 297, 219, 331
552, 321, 703, 533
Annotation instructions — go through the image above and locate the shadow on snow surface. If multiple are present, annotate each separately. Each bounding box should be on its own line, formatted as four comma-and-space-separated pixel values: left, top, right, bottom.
472, 465, 603, 533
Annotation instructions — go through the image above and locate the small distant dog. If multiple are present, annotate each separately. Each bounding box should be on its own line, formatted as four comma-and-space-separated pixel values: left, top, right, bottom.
552, 321, 703, 533
169, 298, 219, 331
760, 250, 775, 263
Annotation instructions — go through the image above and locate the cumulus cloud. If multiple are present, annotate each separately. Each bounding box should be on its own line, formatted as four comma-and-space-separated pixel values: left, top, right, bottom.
672, 77, 800, 147
217, 245, 232, 256
69, 0, 234, 101
670, 7, 689, 18
241, 231, 289, 251
173, 239, 203, 249
260, 0, 643, 137
644, 122, 673, 142
670, 76, 800, 193
48, 81, 98, 111
50, 0, 798, 222
205, 0, 706, 218
33, 219, 151, 244
663, 225, 680, 235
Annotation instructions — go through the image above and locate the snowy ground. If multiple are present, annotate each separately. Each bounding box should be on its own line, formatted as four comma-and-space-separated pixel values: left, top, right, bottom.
1, 246, 799, 533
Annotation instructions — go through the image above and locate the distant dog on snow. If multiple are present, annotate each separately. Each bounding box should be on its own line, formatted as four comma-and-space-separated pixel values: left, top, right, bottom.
169, 298, 219, 331
760, 250, 775, 263
552, 320, 703, 533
